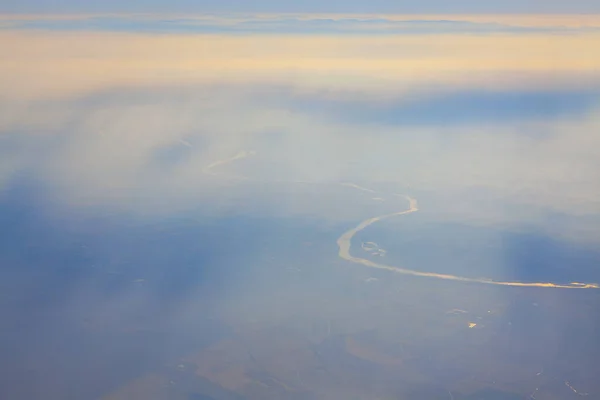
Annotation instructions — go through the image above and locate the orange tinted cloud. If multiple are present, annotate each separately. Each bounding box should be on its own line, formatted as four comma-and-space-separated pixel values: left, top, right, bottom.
1, 29, 600, 100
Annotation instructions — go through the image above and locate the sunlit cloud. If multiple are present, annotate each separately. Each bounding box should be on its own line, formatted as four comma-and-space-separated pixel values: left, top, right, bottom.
2, 30, 600, 103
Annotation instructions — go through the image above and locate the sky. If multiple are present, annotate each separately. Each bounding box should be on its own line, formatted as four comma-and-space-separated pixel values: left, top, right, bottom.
2, 0, 600, 14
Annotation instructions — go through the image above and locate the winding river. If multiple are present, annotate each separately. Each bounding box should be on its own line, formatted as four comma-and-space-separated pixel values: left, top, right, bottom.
204, 150, 599, 290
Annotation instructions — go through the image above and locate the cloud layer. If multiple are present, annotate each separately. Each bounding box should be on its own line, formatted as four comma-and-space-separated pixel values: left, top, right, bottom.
1, 24, 600, 244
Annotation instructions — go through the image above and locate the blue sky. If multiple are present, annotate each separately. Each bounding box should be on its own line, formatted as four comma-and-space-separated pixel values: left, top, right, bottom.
6, 16, 597, 35
2, 0, 600, 14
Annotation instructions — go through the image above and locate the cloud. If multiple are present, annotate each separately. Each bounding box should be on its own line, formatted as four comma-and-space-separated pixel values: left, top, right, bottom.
1, 28, 600, 246
2, 29, 600, 103
5, 14, 600, 35
2, 83, 600, 237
